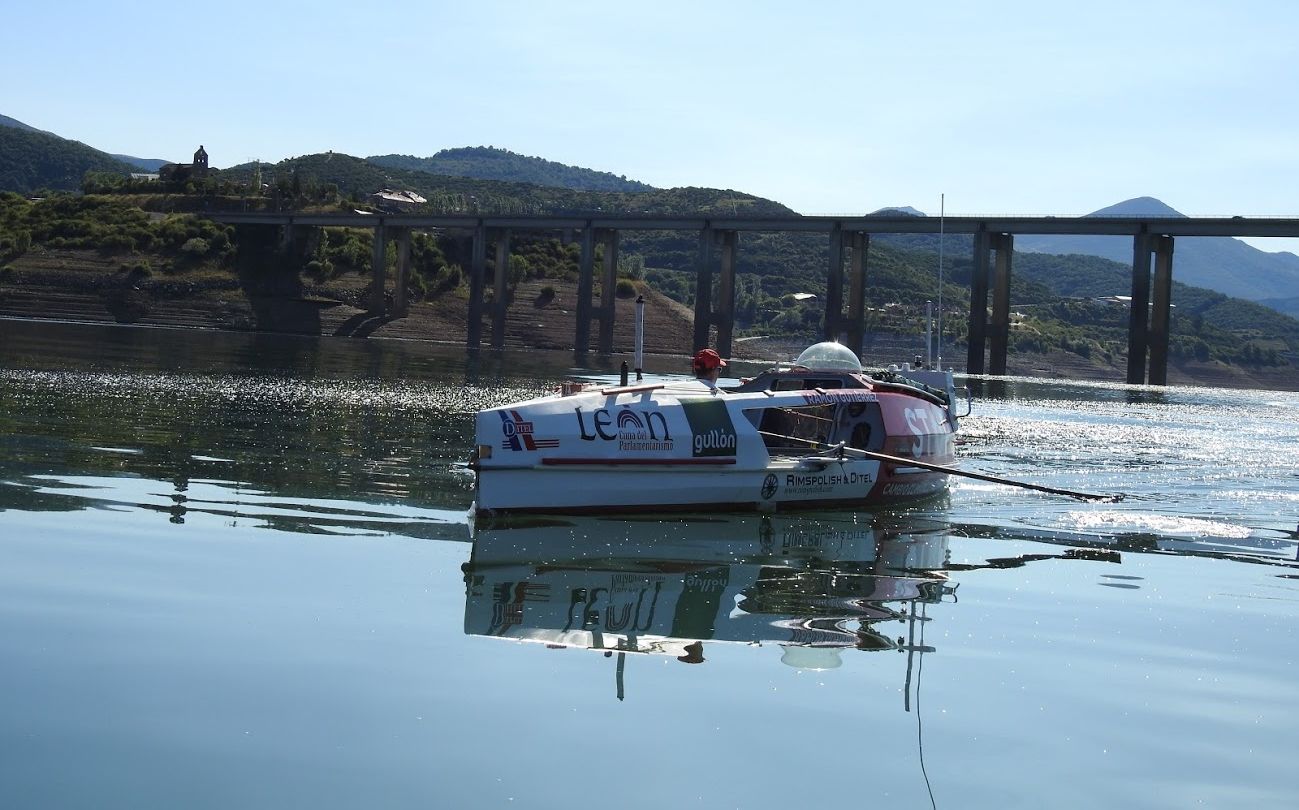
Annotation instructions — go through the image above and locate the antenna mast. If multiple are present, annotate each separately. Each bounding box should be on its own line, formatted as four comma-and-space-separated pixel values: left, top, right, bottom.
936, 194, 945, 371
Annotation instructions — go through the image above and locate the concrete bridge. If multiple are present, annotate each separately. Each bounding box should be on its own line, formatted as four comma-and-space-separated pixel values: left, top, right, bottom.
207, 211, 1299, 385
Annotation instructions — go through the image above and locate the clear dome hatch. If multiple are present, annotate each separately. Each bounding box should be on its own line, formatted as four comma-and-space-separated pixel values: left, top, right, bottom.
794, 341, 862, 373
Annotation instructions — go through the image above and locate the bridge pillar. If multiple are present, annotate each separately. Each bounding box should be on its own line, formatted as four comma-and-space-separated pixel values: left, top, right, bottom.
1126, 231, 1153, 384
1148, 236, 1175, 386
491, 228, 511, 348
845, 232, 869, 358
988, 233, 1014, 376
716, 230, 738, 358
967, 227, 991, 374
692, 226, 716, 352
279, 224, 313, 263
824, 224, 845, 342
369, 224, 388, 315
575, 225, 595, 353
392, 228, 411, 316
467, 223, 487, 347
598, 229, 619, 354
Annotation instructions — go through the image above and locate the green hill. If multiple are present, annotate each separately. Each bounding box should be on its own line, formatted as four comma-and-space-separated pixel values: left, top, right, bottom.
1007, 250, 1299, 358
1259, 295, 1299, 320
0, 125, 140, 195
224, 152, 790, 217
367, 147, 654, 192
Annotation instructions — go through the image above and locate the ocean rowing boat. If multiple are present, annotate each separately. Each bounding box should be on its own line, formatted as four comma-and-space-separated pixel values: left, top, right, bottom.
470, 342, 965, 516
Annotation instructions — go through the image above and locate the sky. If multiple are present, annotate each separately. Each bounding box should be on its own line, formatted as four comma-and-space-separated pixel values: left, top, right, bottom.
4, 0, 1298, 252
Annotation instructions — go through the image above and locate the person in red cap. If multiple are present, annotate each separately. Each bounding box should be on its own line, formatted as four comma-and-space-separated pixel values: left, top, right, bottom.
691, 348, 727, 390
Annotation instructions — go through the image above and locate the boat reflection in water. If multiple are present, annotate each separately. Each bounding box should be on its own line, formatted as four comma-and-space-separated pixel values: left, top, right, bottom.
462, 513, 955, 695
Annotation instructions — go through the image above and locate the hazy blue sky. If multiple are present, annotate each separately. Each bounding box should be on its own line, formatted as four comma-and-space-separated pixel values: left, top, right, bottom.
4, 0, 1297, 250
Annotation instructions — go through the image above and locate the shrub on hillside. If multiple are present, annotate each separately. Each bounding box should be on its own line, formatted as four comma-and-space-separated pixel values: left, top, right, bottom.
119, 260, 151, 280
101, 233, 137, 252
102, 287, 150, 323
0, 229, 30, 260
304, 259, 333, 280
428, 264, 462, 297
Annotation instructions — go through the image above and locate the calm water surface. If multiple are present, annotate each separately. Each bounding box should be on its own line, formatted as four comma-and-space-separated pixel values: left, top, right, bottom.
2, 320, 1297, 809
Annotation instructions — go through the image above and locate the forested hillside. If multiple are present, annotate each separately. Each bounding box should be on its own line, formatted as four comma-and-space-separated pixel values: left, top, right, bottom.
0, 125, 139, 194
1259, 295, 1299, 319
222, 152, 789, 218
368, 147, 654, 192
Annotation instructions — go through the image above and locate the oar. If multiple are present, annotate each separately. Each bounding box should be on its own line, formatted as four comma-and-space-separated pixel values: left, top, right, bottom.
757, 431, 1123, 502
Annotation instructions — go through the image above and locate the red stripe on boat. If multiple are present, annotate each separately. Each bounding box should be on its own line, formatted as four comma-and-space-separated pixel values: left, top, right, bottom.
540, 457, 737, 466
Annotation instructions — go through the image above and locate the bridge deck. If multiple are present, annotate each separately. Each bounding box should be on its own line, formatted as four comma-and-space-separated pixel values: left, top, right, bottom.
207, 211, 1299, 238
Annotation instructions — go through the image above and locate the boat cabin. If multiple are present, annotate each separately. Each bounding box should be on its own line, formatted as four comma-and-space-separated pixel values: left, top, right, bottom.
729, 341, 950, 458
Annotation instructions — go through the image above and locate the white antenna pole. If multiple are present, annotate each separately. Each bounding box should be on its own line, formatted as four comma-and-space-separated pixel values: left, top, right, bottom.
926, 300, 933, 369
936, 194, 945, 371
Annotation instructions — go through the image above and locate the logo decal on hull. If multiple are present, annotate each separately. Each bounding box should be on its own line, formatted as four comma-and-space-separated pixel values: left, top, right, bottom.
783, 470, 873, 496
575, 406, 674, 451
800, 390, 878, 406
499, 410, 560, 452
761, 473, 779, 499
681, 399, 738, 458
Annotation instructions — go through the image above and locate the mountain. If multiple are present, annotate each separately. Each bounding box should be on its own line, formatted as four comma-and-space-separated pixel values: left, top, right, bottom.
1014, 197, 1299, 304
0, 113, 52, 135
109, 154, 170, 172
1, 114, 172, 176
367, 147, 655, 193
1258, 296, 1299, 320
0, 123, 139, 194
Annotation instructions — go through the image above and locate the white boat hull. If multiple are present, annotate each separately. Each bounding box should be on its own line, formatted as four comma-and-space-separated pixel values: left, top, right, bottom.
476, 457, 894, 514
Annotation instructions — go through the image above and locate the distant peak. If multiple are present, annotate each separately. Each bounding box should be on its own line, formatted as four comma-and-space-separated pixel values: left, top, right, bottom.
1086, 196, 1186, 218
869, 205, 925, 217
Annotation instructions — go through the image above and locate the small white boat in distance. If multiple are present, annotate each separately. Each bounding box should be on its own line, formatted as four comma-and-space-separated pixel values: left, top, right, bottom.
470, 342, 965, 516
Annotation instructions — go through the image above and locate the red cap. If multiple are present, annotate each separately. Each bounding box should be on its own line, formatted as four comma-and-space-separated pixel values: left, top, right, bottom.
692, 349, 727, 371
